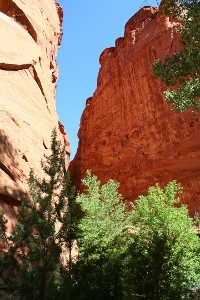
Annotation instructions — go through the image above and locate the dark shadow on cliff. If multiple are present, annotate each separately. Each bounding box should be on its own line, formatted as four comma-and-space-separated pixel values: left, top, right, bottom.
0, 130, 26, 207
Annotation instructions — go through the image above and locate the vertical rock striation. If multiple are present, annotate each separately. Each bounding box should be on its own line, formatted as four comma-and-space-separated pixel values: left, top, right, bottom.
0, 0, 70, 228
70, 5, 200, 215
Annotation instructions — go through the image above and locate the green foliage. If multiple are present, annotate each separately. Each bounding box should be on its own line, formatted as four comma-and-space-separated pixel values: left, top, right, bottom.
1, 155, 200, 300
152, 0, 200, 112
127, 181, 200, 299
75, 172, 200, 299
0, 129, 76, 300
75, 171, 131, 300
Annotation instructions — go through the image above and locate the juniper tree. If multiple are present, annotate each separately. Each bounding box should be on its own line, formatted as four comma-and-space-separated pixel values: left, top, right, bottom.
0, 129, 76, 300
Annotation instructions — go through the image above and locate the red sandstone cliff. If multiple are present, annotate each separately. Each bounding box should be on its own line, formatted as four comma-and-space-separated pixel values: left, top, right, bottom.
70, 5, 200, 215
0, 0, 70, 229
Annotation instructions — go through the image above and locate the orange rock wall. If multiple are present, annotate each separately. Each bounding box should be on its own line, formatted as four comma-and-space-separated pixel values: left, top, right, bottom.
0, 0, 70, 227
70, 5, 200, 215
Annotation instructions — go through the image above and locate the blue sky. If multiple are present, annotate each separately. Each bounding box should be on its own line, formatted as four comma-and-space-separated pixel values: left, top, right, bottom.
56, 0, 159, 159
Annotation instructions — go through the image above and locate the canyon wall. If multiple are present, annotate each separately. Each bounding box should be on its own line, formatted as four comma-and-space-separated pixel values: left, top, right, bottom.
70, 5, 200, 215
0, 0, 70, 228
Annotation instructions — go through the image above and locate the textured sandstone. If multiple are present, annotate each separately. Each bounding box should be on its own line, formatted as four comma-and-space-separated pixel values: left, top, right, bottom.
70, 5, 200, 215
0, 0, 69, 229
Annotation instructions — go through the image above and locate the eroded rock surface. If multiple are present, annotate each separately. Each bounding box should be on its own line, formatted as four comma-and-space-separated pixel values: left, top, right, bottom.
70, 5, 200, 215
0, 0, 69, 229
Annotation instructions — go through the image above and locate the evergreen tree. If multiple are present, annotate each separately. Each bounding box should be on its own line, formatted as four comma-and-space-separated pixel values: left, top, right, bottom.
0, 129, 76, 300
153, 0, 200, 112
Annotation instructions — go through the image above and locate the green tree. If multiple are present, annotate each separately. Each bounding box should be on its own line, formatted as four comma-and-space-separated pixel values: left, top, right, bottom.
75, 171, 131, 300
127, 181, 200, 299
152, 0, 200, 112
74, 173, 200, 299
0, 129, 76, 300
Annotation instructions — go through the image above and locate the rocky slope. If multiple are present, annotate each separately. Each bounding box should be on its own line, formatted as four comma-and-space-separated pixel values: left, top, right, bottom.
0, 0, 70, 229
70, 5, 200, 215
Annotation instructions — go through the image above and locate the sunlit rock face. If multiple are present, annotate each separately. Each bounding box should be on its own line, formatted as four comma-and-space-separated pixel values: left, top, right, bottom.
0, 0, 70, 228
70, 5, 200, 215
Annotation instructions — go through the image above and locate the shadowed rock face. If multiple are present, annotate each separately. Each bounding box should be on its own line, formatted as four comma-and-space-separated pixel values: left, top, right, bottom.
0, 0, 69, 228
70, 5, 200, 215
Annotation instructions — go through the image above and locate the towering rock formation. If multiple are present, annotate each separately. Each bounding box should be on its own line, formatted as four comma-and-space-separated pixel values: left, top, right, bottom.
0, 0, 70, 228
70, 5, 200, 215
